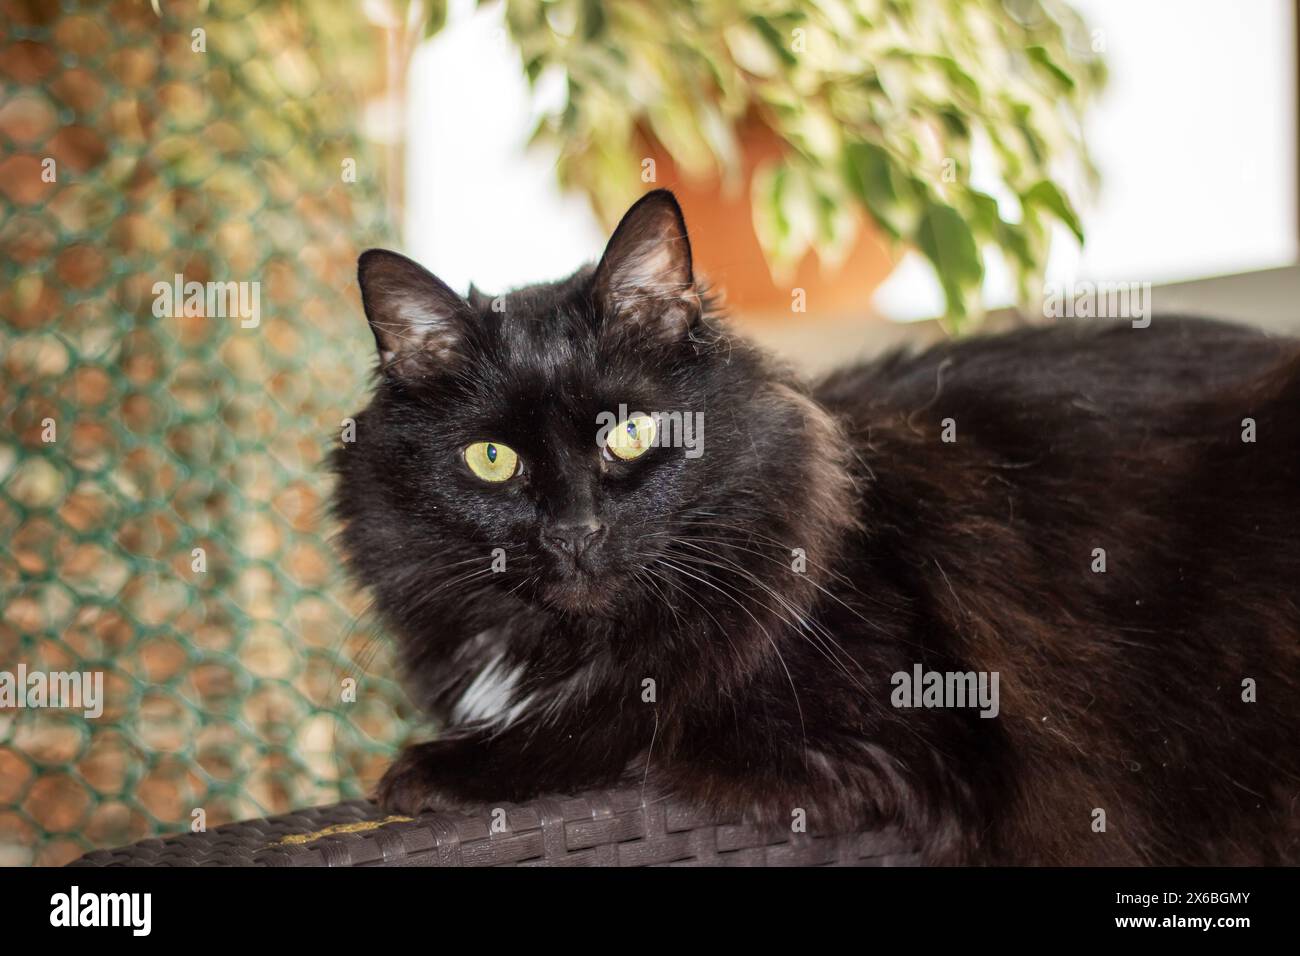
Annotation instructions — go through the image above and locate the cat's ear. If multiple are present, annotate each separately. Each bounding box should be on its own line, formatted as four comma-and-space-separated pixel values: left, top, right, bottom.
357, 249, 472, 374
593, 189, 699, 342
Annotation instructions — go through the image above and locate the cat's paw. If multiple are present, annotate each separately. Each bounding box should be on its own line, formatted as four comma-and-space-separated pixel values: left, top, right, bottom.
375, 742, 474, 816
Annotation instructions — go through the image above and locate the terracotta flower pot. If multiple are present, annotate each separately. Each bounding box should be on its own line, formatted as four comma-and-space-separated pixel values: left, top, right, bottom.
636, 123, 898, 321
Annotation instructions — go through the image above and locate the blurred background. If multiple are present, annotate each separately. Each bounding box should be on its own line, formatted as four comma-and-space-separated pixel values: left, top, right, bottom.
0, 0, 1296, 865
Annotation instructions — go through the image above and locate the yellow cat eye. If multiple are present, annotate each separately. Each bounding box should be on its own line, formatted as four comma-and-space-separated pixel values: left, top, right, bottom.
607, 414, 657, 461
464, 441, 519, 482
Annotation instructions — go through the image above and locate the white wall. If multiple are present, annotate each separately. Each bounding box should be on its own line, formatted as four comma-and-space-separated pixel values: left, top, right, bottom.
1055, 0, 1296, 278
404, 0, 605, 295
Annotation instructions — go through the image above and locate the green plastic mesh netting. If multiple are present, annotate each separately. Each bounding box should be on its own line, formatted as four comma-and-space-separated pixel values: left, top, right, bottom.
0, 0, 419, 865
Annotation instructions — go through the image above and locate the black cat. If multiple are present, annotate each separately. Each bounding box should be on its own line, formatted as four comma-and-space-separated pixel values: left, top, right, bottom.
333, 189, 1299, 864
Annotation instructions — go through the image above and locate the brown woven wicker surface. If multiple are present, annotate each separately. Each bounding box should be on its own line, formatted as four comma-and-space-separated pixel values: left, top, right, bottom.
70, 789, 918, 867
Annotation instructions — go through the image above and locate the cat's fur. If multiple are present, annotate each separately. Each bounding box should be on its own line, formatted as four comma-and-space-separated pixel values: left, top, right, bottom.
333, 190, 1300, 864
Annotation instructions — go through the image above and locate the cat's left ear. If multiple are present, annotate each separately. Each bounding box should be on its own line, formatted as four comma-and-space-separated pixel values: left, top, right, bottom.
593, 189, 699, 343
357, 249, 472, 376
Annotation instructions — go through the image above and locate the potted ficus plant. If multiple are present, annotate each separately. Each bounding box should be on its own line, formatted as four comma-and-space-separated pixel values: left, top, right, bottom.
422, 0, 1106, 330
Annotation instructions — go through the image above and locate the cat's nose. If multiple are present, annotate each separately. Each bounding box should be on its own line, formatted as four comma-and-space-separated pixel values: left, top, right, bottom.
543, 519, 606, 560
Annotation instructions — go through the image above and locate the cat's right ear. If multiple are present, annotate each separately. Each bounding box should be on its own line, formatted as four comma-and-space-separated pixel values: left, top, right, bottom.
357, 249, 471, 376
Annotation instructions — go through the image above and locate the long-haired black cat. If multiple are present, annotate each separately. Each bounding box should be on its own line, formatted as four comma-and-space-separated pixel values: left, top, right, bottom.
333, 189, 1299, 864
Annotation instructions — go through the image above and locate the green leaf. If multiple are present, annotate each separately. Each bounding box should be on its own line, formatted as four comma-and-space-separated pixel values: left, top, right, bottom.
938, 110, 970, 139
914, 201, 983, 320
1023, 179, 1085, 244
929, 55, 981, 103
963, 189, 1003, 239
996, 219, 1036, 271
842, 141, 900, 240
1026, 45, 1076, 92
422, 0, 449, 38
748, 15, 799, 68
581, 0, 606, 40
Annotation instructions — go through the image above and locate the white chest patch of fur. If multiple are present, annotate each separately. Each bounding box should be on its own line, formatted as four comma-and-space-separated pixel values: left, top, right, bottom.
451, 652, 528, 727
